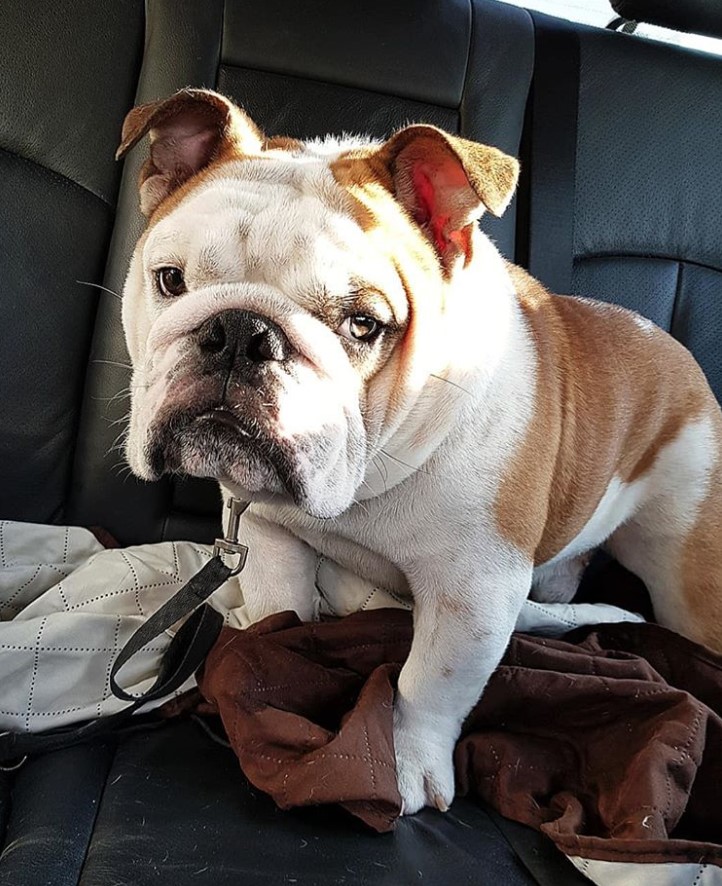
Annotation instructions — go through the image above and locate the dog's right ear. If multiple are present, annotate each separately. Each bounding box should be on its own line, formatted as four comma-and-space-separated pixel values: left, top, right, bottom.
116, 89, 264, 217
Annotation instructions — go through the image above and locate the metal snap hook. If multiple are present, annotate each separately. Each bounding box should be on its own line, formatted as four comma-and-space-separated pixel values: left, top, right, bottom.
212, 498, 250, 576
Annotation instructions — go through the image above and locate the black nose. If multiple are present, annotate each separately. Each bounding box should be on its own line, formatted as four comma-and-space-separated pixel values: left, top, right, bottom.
195, 310, 291, 366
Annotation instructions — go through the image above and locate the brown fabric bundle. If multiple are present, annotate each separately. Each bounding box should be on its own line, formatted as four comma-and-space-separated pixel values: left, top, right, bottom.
197, 609, 722, 866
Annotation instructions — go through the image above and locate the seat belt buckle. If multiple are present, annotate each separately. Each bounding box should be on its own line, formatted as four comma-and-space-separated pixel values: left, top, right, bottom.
213, 498, 250, 577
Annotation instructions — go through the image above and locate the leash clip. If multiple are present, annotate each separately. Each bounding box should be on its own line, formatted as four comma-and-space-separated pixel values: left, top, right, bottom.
213, 498, 250, 576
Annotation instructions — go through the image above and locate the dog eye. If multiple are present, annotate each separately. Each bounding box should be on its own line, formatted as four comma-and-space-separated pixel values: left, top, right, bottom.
155, 267, 186, 297
337, 315, 381, 343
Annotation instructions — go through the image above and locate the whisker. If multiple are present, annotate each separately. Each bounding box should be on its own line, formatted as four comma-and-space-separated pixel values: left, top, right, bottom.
112, 462, 135, 482
351, 493, 371, 517
372, 456, 388, 495
91, 388, 131, 403
92, 359, 133, 370
429, 373, 471, 395
379, 449, 431, 476
103, 413, 131, 428
107, 427, 129, 456
77, 280, 122, 301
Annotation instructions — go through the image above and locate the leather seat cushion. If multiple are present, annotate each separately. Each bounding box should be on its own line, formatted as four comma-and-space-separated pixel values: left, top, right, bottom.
0, 719, 587, 885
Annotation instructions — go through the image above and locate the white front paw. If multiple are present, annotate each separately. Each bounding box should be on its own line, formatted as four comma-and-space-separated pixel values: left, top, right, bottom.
243, 592, 316, 625
393, 714, 457, 815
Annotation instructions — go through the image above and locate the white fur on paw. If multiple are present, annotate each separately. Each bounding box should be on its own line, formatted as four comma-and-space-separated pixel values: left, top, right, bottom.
241, 592, 316, 625
393, 720, 456, 815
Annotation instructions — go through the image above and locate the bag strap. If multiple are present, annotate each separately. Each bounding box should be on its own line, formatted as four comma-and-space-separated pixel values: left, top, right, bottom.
109, 557, 230, 702
0, 500, 249, 765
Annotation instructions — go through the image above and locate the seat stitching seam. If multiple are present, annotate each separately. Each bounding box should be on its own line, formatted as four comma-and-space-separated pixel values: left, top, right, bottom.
457, 0, 474, 121
76, 742, 122, 884
669, 260, 684, 337
0, 144, 113, 208
576, 251, 720, 275
217, 61, 460, 113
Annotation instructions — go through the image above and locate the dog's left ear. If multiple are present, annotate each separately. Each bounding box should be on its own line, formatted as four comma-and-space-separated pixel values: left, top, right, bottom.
378, 125, 519, 269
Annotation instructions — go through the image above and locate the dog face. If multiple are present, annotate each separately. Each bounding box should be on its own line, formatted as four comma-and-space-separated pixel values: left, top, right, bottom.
119, 89, 518, 518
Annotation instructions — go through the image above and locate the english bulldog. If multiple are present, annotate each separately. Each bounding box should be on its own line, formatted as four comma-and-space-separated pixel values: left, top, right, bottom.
117, 89, 722, 814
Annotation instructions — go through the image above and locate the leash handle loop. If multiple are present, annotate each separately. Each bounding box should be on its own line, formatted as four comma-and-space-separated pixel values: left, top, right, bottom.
0, 499, 249, 763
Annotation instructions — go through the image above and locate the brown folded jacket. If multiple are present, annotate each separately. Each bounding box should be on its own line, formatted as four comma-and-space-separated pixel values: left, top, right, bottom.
196, 609, 722, 867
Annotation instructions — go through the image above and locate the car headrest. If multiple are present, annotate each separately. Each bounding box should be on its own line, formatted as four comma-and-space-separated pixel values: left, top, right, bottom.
611, 0, 722, 41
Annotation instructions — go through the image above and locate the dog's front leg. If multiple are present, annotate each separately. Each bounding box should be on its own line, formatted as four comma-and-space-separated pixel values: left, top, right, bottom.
239, 510, 319, 624
394, 560, 532, 814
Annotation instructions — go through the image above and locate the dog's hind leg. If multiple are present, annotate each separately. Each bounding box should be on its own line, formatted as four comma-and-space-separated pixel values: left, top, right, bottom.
607, 414, 722, 654
530, 554, 591, 603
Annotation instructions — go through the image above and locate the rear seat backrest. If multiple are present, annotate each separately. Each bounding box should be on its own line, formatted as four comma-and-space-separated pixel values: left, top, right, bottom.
525, 7, 722, 405
0, 0, 144, 525
67, 0, 534, 545
8, 0, 718, 549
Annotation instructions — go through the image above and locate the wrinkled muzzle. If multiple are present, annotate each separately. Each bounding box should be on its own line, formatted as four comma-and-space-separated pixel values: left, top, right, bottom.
126, 306, 368, 519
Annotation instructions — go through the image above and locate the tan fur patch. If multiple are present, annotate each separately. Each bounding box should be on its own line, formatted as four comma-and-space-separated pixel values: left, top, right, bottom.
681, 417, 722, 652
330, 151, 444, 421
495, 265, 710, 564
330, 149, 399, 233
263, 135, 304, 152
438, 594, 471, 617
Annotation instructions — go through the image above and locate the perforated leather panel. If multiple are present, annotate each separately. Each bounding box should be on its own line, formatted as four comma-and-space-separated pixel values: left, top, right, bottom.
569, 29, 722, 404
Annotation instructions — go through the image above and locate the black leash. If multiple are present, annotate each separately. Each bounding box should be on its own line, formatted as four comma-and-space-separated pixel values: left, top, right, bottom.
0, 499, 249, 767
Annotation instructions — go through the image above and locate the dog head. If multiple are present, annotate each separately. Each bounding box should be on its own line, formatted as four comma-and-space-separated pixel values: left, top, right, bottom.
118, 89, 518, 517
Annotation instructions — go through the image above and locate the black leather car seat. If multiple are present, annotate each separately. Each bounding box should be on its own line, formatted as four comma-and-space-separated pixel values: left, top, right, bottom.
0, 0, 144, 525
523, 0, 722, 406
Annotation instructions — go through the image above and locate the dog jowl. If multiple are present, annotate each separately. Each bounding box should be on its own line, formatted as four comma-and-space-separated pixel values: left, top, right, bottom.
119, 89, 722, 814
